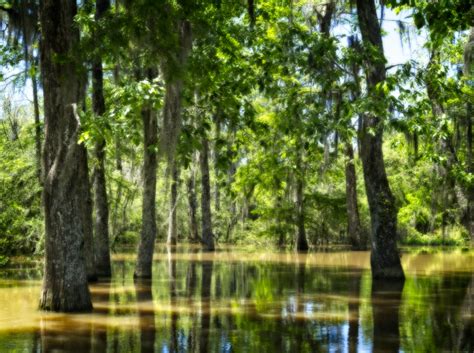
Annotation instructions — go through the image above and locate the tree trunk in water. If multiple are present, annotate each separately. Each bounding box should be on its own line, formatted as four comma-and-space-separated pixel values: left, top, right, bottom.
295, 149, 309, 251
92, 0, 112, 278
345, 142, 364, 250
39, 0, 92, 312
167, 164, 179, 245
187, 156, 199, 243
356, 0, 404, 279
135, 103, 158, 278
200, 136, 215, 251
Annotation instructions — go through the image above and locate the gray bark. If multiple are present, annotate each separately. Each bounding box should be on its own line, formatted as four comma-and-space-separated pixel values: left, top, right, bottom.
167, 163, 179, 245
345, 142, 364, 250
92, 0, 112, 278
187, 155, 200, 243
200, 136, 215, 251
356, 0, 404, 279
134, 100, 158, 278
39, 0, 92, 311
79, 147, 97, 282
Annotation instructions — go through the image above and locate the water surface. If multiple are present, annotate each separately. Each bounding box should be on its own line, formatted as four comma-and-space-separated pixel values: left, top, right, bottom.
0, 247, 472, 352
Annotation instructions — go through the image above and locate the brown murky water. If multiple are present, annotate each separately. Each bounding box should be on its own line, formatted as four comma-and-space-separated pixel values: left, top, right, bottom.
0, 246, 473, 352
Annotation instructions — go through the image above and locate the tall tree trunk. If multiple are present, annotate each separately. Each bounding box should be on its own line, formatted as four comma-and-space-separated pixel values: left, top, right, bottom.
187, 154, 200, 243
464, 28, 474, 241
167, 163, 179, 245
111, 65, 123, 241
161, 20, 192, 167
213, 114, 221, 212
92, 0, 112, 278
39, 0, 92, 311
135, 97, 158, 278
295, 148, 309, 251
200, 135, 215, 251
31, 56, 42, 184
80, 148, 97, 282
345, 142, 364, 249
356, 0, 404, 279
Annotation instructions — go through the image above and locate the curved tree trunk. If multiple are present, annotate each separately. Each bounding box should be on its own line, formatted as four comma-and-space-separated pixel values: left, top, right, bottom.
356, 0, 404, 279
135, 101, 158, 278
92, 0, 112, 278
39, 0, 92, 312
200, 135, 215, 251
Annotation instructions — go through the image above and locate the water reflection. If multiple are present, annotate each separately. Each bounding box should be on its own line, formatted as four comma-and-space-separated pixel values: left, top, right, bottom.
0, 248, 472, 352
348, 272, 361, 353
135, 278, 155, 353
371, 280, 404, 353
199, 261, 213, 353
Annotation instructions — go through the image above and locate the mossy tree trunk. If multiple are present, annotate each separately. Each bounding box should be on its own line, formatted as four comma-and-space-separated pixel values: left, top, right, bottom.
39, 0, 92, 312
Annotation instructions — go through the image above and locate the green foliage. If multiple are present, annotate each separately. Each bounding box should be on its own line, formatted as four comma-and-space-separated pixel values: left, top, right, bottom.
1, 0, 472, 255
0, 117, 43, 258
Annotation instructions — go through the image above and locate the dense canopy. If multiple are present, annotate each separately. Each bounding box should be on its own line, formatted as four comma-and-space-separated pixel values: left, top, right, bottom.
0, 0, 472, 311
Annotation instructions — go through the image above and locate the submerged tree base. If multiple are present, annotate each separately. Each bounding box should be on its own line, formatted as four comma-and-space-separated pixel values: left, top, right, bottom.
371, 252, 405, 280
39, 288, 93, 313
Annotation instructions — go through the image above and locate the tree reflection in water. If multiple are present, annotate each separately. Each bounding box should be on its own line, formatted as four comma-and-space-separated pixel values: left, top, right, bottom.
0, 249, 473, 352
134, 278, 155, 353
371, 279, 404, 353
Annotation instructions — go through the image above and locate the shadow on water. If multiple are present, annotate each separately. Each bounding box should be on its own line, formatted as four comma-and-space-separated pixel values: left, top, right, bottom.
0, 247, 473, 352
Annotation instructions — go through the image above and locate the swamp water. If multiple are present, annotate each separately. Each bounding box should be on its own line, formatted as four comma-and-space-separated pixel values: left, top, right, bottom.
0, 247, 472, 352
